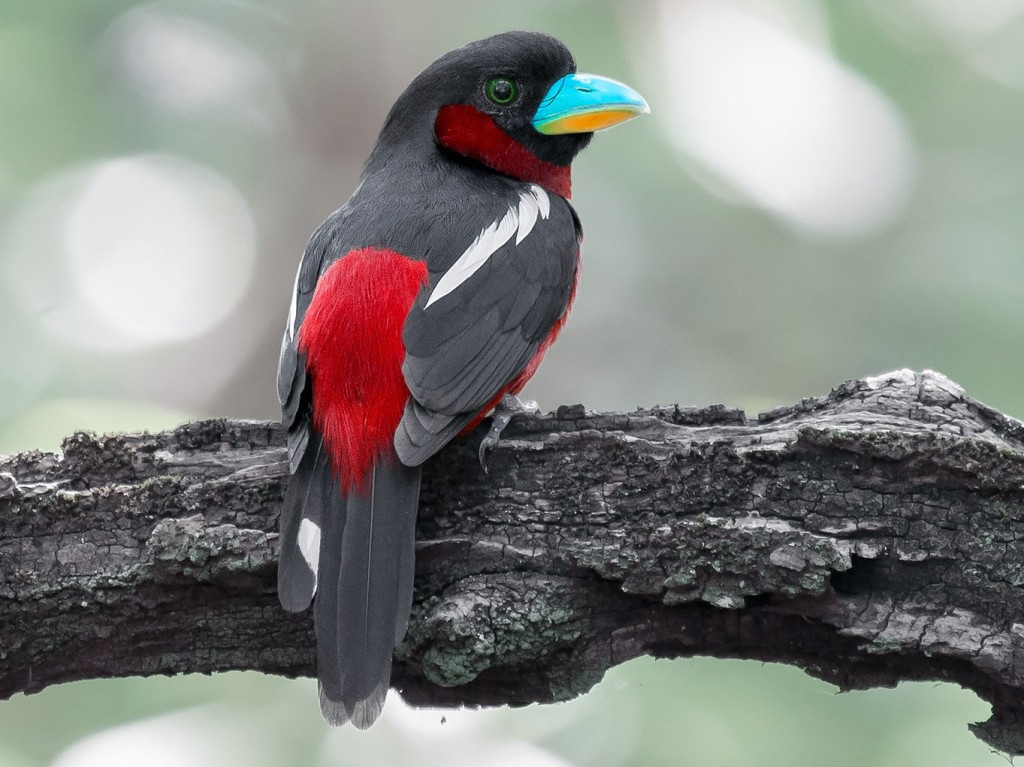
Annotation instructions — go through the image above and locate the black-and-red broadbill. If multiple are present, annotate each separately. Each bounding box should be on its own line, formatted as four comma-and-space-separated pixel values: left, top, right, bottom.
277, 30, 647, 727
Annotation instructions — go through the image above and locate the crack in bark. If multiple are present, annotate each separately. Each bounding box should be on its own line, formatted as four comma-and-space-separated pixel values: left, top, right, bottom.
2, 369, 1024, 752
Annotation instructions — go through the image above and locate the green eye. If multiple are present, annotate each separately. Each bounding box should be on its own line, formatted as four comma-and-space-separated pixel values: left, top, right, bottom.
485, 77, 519, 105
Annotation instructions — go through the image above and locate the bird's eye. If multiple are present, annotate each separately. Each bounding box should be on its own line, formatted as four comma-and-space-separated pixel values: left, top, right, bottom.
484, 77, 519, 105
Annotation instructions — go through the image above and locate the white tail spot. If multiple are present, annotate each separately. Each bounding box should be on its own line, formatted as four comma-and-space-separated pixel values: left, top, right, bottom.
298, 518, 321, 590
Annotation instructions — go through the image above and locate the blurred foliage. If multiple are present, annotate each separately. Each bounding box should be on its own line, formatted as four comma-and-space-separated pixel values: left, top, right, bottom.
1, 0, 1022, 764
0, 659, 1002, 767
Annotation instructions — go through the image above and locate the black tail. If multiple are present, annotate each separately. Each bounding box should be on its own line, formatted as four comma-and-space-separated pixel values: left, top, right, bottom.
278, 432, 332, 613
313, 456, 420, 728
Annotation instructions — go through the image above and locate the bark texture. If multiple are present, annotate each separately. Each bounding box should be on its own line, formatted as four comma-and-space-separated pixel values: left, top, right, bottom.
3, 369, 1024, 752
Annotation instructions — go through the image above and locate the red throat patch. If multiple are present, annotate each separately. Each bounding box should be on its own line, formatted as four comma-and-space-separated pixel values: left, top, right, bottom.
434, 104, 572, 199
298, 248, 429, 493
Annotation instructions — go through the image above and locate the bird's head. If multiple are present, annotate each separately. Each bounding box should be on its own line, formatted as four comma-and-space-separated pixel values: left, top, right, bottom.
372, 31, 648, 197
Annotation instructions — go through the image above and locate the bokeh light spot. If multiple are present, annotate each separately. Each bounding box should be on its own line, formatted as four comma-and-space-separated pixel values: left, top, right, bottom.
650, 0, 917, 238
5, 154, 256, 352
63, 155, 256, 345
107, 4, 275, 116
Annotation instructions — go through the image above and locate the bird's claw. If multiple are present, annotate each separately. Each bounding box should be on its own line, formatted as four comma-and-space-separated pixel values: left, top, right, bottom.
478, 394, 540, 471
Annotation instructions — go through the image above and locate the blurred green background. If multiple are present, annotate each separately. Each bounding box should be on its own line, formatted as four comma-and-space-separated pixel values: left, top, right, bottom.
1, 0, 1022, 764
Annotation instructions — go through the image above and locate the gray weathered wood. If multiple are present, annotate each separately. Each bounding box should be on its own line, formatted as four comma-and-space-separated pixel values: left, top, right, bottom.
2, 369, 1024, 752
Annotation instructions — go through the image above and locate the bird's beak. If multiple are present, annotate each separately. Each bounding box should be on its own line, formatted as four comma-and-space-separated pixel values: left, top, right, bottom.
532, 72, 649, 135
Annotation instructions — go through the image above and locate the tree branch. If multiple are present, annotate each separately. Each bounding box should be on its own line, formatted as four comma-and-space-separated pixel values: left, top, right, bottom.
3, 369, 1024, 752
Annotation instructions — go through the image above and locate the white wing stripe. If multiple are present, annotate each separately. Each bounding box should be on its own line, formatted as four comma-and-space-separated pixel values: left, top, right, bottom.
286, 265, 302, 341
425, 184, 550, 309
516, 192, 539, 245
535, 185, 550, 218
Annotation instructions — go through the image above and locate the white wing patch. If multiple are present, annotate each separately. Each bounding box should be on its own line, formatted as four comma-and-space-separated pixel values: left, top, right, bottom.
285, 264, 302, 342
298, 518, 321, 590
425, 184, 550, 309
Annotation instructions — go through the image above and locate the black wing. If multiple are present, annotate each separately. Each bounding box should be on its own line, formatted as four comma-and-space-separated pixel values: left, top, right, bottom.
276, 204, 353, 611
394, 185, 581, 465
277, 205, 357, 470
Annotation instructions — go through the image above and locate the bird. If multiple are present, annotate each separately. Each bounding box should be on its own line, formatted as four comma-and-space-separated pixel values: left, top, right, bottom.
276, 30, 648, 728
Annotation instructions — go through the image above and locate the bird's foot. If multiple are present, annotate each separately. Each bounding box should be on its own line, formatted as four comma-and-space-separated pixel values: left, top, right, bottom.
478, 394, 540, 470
